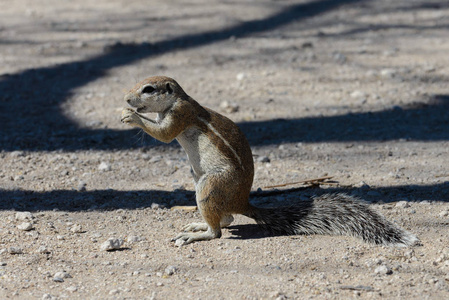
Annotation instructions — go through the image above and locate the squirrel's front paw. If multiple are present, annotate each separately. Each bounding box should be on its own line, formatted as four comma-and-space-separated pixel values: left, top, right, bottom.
121, 108, 143, 127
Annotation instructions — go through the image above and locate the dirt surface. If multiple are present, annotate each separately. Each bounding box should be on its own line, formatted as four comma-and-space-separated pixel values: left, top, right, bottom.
1, 0, 449, 299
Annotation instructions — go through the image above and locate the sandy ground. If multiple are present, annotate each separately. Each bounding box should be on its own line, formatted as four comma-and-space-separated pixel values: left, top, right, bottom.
1, 0, 449, 299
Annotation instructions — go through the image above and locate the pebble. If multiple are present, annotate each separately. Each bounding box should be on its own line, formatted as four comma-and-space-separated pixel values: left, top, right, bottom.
10, 150, 25, 158
374, 265, 392, 275
8, 247, 23, 254
126, 235, 142, 243
395, 201, 410, 208
380, 68, 396, 78
439, 210, 448, 217
54, 271, 72, 279
98, 162, 111, 172
149, 155, 163, 163
15, 211, 34, 221
350, 90, 366, 99
17, 222, 33, 231
174, 239, 185, 247
70, 224, 83, 233
219, 100, 239, 113
77, 181, 87, 192
109, 289, 119, 295
100, 238, 124, 251
66, 286, 78, 292
37, 246, 50, 254
151, 203, 161, 210
256, 156, 270, 163
236, 72, 247, 81
164, 265, 177, 276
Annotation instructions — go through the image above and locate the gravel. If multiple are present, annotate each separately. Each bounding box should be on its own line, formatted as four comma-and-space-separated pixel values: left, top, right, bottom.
0, 0, 449, 299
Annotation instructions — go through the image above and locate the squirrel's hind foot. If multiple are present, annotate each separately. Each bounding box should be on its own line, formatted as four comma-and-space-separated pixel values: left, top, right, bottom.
171, 228, 221, 246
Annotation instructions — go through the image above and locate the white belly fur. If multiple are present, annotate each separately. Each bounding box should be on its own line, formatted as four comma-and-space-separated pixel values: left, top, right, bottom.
176, 127, 230, 179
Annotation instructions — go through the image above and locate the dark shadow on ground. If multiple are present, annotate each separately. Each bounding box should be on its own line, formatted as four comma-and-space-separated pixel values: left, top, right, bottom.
2, 92, 449, 150
227, 224, 270, 240
1, 0, 368, 151
241, 95, 449, 145
2, 181, 448, 212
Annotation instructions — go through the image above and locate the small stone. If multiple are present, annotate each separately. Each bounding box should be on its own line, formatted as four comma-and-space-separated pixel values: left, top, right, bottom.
374, 265, 392, 275
0, 262, 7, 266
126, 235, 142, 243
66, 286, 78, 292
15, 211, 34, 221
174, 239, 185, 247
53, 277, 64, 282
109, 289, 119, 295
56, 235, 65, 240
42, 294, 53, 299
98, 162, 111, 172
10, 151, 25, 158
439, 210, 448, 217
54, 271, 72, 279
151, 203, 161, 210
37, 246, 50, 254
219, 100, 239, 113
8, 247, 23, 254
395, 201, 410, 208
236, 72, 247, 81
70, 224, 83, 233
164, 266, 177, 276
77, 181, 87, 192
149, 156, 162, 163
256, 156, 270, 163
350, 90, 366, 99
141, 153, 151, 160
17, 222, 33, 231
380, 68, 396, 78
100, 238, 124, 251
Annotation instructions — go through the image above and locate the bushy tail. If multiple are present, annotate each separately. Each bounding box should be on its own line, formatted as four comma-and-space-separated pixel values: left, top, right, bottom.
245, 193, 419, 247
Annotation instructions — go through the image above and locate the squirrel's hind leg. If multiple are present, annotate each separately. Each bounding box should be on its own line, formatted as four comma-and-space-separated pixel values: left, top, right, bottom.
172, 175, 234, 245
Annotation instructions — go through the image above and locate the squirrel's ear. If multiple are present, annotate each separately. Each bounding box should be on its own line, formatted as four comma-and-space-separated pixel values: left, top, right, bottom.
166, 83, 173, 94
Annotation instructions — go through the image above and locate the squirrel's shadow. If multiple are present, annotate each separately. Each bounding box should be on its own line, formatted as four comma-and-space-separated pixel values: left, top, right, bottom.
226, 224, 281, 240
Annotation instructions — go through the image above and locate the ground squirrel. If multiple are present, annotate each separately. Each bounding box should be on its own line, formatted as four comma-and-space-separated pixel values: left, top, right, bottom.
121, 76, 419, 247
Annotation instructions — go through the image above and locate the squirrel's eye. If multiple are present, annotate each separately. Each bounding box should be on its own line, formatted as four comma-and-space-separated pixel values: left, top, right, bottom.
142, 86, 155, 94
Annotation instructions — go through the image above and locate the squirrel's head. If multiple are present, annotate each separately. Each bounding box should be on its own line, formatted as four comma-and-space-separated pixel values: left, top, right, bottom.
124, 76, 186, 113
